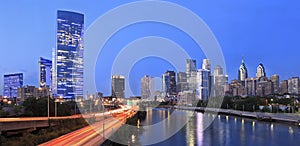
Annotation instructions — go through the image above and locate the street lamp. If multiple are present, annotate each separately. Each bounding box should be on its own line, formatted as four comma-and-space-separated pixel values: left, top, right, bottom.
89, 95, 93, 113
48, 89, 51, 119
55, 96, 63, 117
103, 106, 105, 138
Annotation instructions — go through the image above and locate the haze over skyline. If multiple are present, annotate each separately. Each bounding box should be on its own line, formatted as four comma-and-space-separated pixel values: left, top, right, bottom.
1, 0, 300, 96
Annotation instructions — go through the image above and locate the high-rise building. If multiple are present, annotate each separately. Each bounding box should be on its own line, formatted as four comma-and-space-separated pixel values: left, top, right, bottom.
238, 58, 248, 81
3, 73, 23, 100
177, 72, 188, 93
270, 74, 279, 94
196, 69, 210, 100
162, 71, 176, 96
18, 85, 50, 101
230, 80, 246, 97
288, 77, 300, 95
256, 63, 266, 78
245, 78, 257, 96
141, 75, 154, 101
256, 77, 273, 96
280, 80, 288, 94
202, 59, 211, 70
39, 57, 52, 88
186, 59, 197, 91
52, 10, 84, 99
112, 75, 125, 98
213, 65, 228, 97
186, 59, 196, 75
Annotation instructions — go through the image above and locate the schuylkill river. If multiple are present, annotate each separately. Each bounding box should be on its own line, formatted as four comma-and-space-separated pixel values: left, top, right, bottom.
133, 108, 300, 146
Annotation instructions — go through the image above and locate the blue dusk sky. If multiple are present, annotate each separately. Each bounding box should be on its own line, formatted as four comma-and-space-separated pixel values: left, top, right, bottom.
0, 0, 300, 96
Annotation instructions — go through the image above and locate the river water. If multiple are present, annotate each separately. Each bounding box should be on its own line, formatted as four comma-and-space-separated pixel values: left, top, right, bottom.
136, 108, 300, 146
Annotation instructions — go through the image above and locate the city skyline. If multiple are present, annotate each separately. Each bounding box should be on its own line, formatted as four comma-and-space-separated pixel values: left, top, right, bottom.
1, 1, 300, 96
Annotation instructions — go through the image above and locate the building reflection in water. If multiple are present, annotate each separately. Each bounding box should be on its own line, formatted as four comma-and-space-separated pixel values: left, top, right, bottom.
196, 113, 204, 146
139, 108, 300, 146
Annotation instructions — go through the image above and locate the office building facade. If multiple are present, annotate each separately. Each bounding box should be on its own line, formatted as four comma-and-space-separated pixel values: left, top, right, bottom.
270, 74, 279, 94
39, 57, 52, 88
52, 10, 84, 99
112, 75, 125, 98
141, 75, 154, 100
3, 73, 23, 99
177, 72, 188, 93
288, 77, 300, 95
162, 71, 177, 96
196, 69, 210, 100
213, 65, 228, 97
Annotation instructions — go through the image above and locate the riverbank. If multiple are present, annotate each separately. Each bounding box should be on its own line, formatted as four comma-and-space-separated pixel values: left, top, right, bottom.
174, 106, 300, 126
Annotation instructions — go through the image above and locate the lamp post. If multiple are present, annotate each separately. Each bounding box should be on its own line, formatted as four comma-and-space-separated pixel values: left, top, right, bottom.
89, 95, 93, 113
48, 89, 51, 119
55, 96, 63, 117
103, 107, 105, 138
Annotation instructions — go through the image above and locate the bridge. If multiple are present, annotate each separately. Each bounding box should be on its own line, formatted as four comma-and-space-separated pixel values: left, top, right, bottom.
39, 107, 137, 146
0, 106, 138, 145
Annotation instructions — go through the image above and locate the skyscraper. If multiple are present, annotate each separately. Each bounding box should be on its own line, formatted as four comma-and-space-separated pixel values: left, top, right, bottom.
141, 75, 154, 101
280, 80, 288, 94
39, 57, 52, 88
196, 69, 210, 100
288, 77, 300, 95
186, 59, 197, 91
238, 58, 248, 81
256, 63, 266, 78
177, 72, 188, 93
213, 65, 228, 97
186, 59, 197, 75
162, 71, 176, 96
3, 73, 23, 100
112, 75, 125, 98
202, 59, 211, 70
245, 78, 257, 96
270, 74, 279, 94
52, 10, 84, 99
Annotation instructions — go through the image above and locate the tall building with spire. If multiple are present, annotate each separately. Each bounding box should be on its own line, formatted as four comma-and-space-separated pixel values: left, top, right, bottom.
238, 58, 248, 81
256, 63, 266, 78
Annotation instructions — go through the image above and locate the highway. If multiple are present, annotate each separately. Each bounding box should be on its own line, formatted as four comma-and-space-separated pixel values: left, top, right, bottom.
39, 107, 137, 146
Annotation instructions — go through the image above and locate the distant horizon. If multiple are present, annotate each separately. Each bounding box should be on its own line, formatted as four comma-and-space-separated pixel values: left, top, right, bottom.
1, 1, 300, 96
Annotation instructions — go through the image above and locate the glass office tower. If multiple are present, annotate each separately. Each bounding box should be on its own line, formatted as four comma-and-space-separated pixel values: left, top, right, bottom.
53, 10, 84, 99
3, 73, 23, 99
39, 57, 52, 88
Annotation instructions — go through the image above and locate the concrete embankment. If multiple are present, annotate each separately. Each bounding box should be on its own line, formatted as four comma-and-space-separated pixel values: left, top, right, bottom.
174, 106, 300, 126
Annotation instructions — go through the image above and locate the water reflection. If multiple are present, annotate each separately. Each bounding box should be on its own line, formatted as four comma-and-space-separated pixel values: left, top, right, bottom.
139, 108, 300, 146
